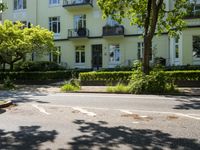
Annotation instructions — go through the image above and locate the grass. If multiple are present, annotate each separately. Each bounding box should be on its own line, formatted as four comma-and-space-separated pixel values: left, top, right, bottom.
107, 84, 130, 94
61, 84, 80, 92
0, 100, 6, 105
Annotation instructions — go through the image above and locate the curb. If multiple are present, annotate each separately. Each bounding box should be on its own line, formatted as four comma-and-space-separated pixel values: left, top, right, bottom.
0, 101, 13, 108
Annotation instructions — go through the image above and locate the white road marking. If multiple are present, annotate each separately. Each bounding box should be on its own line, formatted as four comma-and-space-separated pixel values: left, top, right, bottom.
32, 104, 50, 115
31, 103, 200, 120
132, 122, 140, 124
120, 110, 133, 114
72, 107, 96, 117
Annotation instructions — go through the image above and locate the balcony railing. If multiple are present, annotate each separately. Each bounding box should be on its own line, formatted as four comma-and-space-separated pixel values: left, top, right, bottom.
103, 25, 125, 36
68, 28, 89, 39
63, 0, 93, 7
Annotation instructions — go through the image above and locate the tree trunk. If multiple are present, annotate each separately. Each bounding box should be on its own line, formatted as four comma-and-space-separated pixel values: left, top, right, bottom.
143, 35, 152, 75
10, 63, 13, 71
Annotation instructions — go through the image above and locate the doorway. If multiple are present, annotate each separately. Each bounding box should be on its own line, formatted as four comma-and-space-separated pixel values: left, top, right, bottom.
92, 44, 102, 70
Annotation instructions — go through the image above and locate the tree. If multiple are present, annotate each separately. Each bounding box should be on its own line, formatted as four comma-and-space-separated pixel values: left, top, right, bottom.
0, 20, 56, 70
97, 0, 190, 74
0, 2, 7, 11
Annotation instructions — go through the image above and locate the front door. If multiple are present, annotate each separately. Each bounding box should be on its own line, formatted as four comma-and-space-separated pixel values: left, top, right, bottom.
92, 44, 102, 70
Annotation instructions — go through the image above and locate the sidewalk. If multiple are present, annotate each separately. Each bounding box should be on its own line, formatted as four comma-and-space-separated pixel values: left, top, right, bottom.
2, 85, 200, 96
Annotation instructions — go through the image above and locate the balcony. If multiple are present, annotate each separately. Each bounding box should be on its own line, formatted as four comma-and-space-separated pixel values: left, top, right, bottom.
103, 25, 125, 37
63, 0, 93, 10
68, 28, 89, 39
185, 11, 200, 19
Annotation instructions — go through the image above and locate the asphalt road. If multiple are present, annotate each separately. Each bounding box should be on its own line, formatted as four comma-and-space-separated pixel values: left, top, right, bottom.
0, 91, 200, 150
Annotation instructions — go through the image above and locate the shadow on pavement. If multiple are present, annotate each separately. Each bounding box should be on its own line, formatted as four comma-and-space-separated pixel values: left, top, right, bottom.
174, 99, 200, 110
0, 126, 58, 150
164, 95, 200, 110
0, 109, 6, 114
68, 120, 200, 150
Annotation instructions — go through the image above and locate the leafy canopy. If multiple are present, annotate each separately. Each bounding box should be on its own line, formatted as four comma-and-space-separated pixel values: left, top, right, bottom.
97, 0, 190, 37
0, 20, 56, 68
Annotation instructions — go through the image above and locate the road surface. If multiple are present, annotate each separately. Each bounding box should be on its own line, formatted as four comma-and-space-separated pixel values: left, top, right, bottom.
0, 91, 200, 150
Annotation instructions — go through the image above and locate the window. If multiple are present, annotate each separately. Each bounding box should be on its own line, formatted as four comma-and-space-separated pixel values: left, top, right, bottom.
137, 42, 152, 60
106, 16, 119, 27
49, 17, 60, 34
137, 42, 144, 60
49, 47, 61, 64
74, 14, 86, 29
49, 0, 60, 5
175, 37, 179, 59
109, 44, 120, 63
193, 36, 200, 58
14, 0, 26, 10
75, 46, 85, 63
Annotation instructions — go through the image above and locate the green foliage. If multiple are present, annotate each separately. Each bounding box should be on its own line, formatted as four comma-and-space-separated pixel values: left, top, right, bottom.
0, 71, 72, 81
128, 68, 176, 94
3, 76, 15, 90
97, 0, 189, 37
61, 84, 80, 92
14, 61, 65, 72
0, 20, 56, 70
107, 84, 129, 94
80, 71, 132, 82
166, 70, 200, 81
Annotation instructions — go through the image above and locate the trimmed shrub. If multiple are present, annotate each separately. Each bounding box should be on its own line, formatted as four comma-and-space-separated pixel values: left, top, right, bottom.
14, 61, 65, 72
165, 70, 200, 81
80, 71, 132, 82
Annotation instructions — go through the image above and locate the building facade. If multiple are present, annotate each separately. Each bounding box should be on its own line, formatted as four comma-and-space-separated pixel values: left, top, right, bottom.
2, 0, 200, 69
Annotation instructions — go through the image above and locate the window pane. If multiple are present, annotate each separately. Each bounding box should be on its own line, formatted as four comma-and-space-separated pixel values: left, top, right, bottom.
81, 51, 85, 63
14, 0, 17, 10
76, 52, 80, 63
23, 0, 26, 9
53, 22, 57, 33
193, 36, 200, 58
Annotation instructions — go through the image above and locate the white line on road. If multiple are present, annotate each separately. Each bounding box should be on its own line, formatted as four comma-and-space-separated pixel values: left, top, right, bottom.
120, 110, 133, 114
31, 103, 200, 120
72, 107, 96, 117
32, 104, 50, 115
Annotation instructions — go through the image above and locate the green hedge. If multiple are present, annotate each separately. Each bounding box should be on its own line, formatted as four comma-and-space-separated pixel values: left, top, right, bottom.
0, 71, 73, 81
166, 70, 200, 81
80, 71, 200, 82
80, 71, 132, 82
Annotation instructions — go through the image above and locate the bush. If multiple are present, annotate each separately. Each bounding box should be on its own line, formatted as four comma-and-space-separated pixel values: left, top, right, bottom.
3, 76, 15, 90
61, 84, 80, 92
128, 64, 177, 94
107, 84, 129, 94
165, 65, 200, 71
14, 61, 65, 71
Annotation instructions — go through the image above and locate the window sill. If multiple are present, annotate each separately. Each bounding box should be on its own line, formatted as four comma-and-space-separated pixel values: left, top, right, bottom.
13, 9, 26, 13
49, 4, 61, 8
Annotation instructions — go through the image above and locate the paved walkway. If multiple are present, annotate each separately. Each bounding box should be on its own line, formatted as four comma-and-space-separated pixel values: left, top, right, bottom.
15, 85, 200, 96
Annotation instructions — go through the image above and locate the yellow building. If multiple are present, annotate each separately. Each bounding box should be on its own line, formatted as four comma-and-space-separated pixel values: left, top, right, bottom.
2, 0, 200, 69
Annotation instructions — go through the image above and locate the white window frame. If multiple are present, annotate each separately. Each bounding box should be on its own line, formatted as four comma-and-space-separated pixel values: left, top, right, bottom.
74, 14, 86, 29
108, 44, 120, 64
13, 0, 26, 11
49, 0, 60, 6
49, 17, 60, 35
106, 16, 119, 27
75, 46, 85, 64
49, 46, 61, 64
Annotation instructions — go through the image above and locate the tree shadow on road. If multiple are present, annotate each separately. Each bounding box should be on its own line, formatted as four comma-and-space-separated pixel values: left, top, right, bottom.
0, 109, 6, 114
0, 126, 58, 149
173, 99, 200, 110
68, 120, 200, 150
